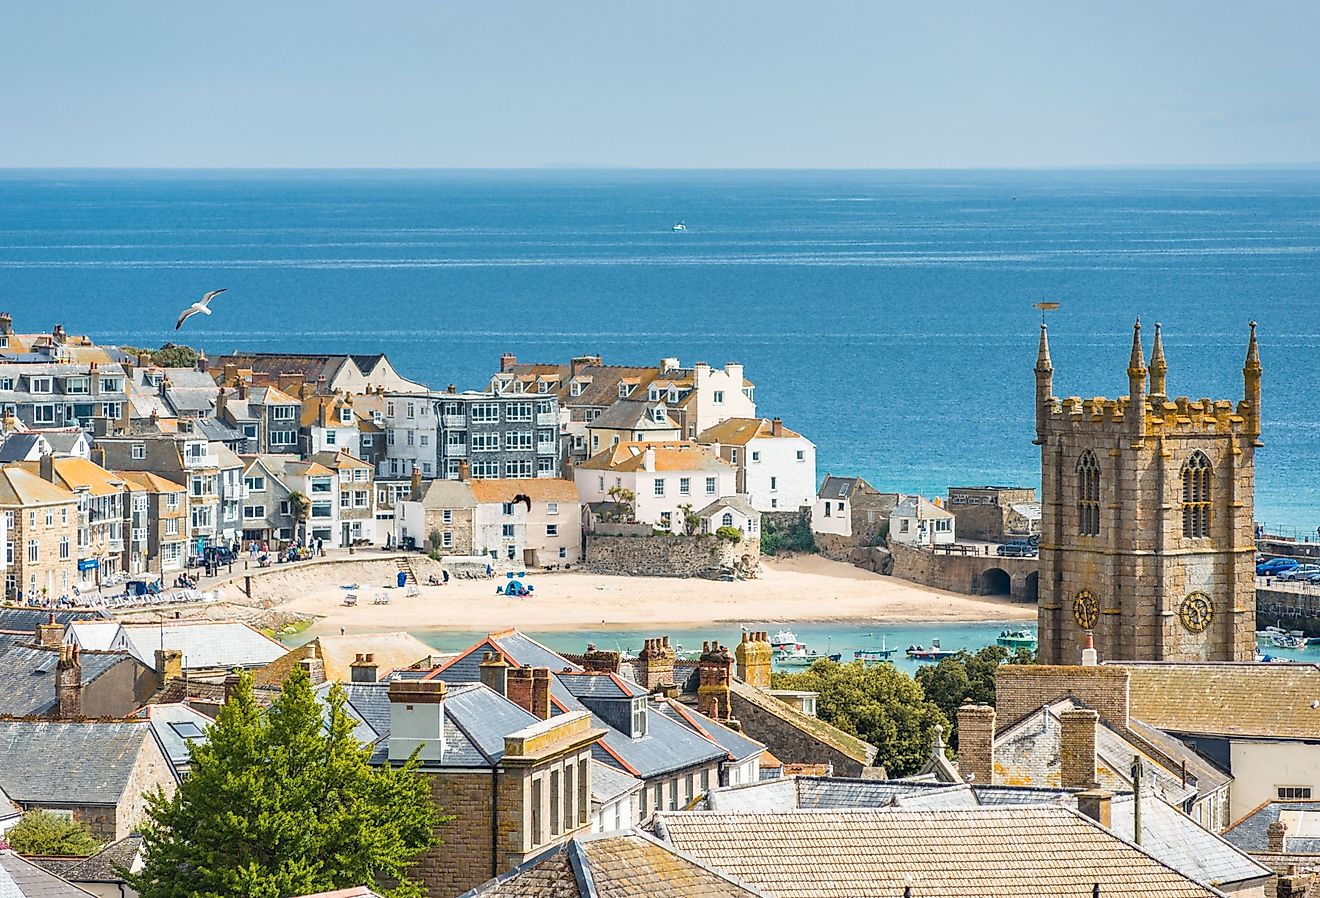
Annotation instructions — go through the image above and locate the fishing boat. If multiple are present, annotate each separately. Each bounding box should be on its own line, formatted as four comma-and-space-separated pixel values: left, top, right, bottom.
672, 222, 687, 231
770, 629, 802, 651
854, 636, 894, 664
905, 639, 957, 662
775, 646, 841, 667
996, 627, 1038, 650
1263, 626, 1310, 649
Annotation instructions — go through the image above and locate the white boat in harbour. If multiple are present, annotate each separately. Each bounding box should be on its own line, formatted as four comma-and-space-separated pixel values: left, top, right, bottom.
672, 222, 687, 231
1263, 626, 1310, 649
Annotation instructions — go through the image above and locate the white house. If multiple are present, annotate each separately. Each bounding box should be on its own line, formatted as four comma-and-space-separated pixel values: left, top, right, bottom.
697, 417, 816, 513
470, 478, 582, 567
697, 495, 759, 539
888, 496, 956, 547
574, 441, 737, 534
471, 484, 529, 563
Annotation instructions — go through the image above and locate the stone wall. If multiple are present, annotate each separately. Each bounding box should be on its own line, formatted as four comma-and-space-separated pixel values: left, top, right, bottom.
114, 734, 177, 840
586, 534, 759, 579
814, 532, 857, 563
1256, 585, 1320, 636
411, 771, 495, 898
761, 509, 809, 534
889, 541, 1038, 601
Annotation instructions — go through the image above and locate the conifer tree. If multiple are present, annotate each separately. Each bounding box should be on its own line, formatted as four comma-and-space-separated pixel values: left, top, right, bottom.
129, 668, 440, 898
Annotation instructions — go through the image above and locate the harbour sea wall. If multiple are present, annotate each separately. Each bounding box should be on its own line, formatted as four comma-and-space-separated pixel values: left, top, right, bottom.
888, 542, 1038, 602
585, 533, 760, 579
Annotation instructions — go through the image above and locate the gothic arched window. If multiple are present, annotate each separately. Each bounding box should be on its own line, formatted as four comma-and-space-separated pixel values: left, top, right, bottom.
1182, 452, 1212, 538
1077, 451, 1101, 537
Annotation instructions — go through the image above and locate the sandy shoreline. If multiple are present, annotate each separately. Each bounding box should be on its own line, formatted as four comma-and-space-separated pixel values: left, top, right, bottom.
227, 554, 1032, 637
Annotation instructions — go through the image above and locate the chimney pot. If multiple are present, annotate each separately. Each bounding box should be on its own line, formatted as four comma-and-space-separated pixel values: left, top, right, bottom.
1076, 788, 1114, 829
350, 652, 379, 683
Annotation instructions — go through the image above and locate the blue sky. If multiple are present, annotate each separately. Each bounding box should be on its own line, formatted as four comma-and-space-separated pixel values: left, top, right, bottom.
2, 2, 1317, 168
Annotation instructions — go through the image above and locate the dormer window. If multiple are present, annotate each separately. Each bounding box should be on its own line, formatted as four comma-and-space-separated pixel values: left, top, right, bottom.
631, 697, 648, 737
65, 377, 89, 394
100, 377, 122, 392
340, 408, 353, 423
618, 383, 632, 398
652, 408, 667, 423
147, 372, 164, 387
29, 376, 52, 394
570, 381, 584, 397
668, 388, 678, 403
648, 387, 661, 401
538, 381, 548, 393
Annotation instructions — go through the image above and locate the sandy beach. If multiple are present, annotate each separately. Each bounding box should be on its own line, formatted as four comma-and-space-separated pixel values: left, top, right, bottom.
224, 554, 1032, 638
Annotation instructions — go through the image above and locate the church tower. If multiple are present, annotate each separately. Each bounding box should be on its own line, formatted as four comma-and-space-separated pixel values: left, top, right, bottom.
1035, 320, 1259, 664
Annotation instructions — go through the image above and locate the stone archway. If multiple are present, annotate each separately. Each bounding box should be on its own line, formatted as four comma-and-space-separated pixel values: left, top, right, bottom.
1022, 570, 1039, 603
979, 567, 1012, 597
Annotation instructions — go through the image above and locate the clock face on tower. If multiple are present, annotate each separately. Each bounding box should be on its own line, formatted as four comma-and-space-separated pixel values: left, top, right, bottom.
1073, 589, 1099, 630
1180, 592, 1214, 633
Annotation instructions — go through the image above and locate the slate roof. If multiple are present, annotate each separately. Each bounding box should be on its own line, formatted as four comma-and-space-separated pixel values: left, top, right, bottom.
458, 831, 770, 898
817, 476, 867, 501
891, 495, 954, 521
0, 644, 133, 717
192, 418, 245, 443
1117, 661, 1320, 739
54, 836, 144, 884
135, 703, 212, 780
654, 807, 1226, 898
415, 479, 476, 509
118, 621, 285, 670
0, 608, 106, 634
1224, 800, 1320, 854
576, 442, 732, 474
0, 721, 153, 806
365, 682, 544, 769
0, 434, 47, 463
727, 679, 876, 767
695, 496, 757, 519
431, 632, 727, 780
1108, 793, 1271, 889
587, 400, 677, 431
0, 851, 96, 898
557, 673, 649, 700
314, 681, 395, 745
655, 699, 765, 764
40, 433, 86, 457
591, 761, 645, 806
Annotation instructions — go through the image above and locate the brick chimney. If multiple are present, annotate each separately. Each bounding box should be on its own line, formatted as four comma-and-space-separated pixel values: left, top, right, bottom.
770, 417, 783, 437
956, 702, 996, 785
506, 666, 552, 720
1076, 789, 1113, 829
349, 653, 378, 683
35, 613, 62, 647
195, 351, 208, 373
39, 451, 54, 483
1268, 819, 1289, 853
735, 631, 772, 688
300, 657, 326, 685
1278, 865, 1310, 898
697, 642, 733, 720
154, 648, 183, 689
635, 637, 676, 691
581, 643, 621, 674
277, 373, 303, 395
55, 643, 82, 720
457, 459, 469, 482
410, 466, 423, 501
387, 679, 447, 763
479, 651, 508, 696
1060, 707, 1100, 790
500, 353, 517, 373
223, 672, 242, 704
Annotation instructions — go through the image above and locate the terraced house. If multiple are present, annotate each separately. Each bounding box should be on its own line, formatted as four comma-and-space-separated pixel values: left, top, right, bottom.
309, 450, 380, 545
0, 465, 76, 601
21, 456, 127, 588
117, 471, 187, 573
0, 361, 127, 433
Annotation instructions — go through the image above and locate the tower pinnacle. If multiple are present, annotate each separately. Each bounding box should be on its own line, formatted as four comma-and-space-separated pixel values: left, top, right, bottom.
1149, 322, 1167, 398
1127, 317, 1146, 376
1243, 321, 1262, 440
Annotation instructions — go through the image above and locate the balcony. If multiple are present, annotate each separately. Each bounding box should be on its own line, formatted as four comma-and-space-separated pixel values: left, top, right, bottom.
536, 412, 558, 426
183, 453, 219, 470
442, 414, 467, 428
444, 445, 468, 458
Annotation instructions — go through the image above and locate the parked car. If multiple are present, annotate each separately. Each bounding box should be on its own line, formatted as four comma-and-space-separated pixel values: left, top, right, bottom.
1257, 557, 1301, 576
1277, 564, 1320, 581
997, 540, 1038, 558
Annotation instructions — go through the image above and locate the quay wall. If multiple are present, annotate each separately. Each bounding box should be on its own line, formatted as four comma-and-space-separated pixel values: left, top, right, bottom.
889, 542, 1038, 602
585, 534, 760, 579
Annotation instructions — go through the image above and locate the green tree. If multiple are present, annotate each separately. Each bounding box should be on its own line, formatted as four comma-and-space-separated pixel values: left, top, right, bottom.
914, 645, 1036, 749
285, 491, 310, 543
129, 668, 440, 898
123, 343, 199, 368
5, 809, 99, 857
772, 660, 948, 777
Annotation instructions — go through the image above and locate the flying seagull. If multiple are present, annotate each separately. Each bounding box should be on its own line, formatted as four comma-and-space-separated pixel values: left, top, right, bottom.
175, 289, 226, 330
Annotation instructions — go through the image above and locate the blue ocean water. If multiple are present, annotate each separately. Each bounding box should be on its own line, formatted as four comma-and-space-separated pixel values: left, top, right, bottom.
1, 168, 1318, 528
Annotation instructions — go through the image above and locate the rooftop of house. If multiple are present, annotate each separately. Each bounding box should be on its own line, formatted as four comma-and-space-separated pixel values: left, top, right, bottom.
654, 698, 765, 765
467, 478, 581, 505
587, 399, 679, 431
0, 433, 48, 463
428, 631, 728, 779
0, 720, 157, 807
891, 495, 954, 520
457, 830, 770, 898
695, 495, 758, 519
0, 643, 137, 717
697, 418, 803, 446
727, 678, 877, 768
134, 703, 213, 780
0, 850, 99, 898
114, 470, 186, 494
590, 759, 645, 806
816, 475, 879, 501
1224, 800, 1320, 855
16, 458, 124, 496
116, 621, 286, 671
251, 632, 438, 687
699, 776, 1269, 891
1114, 661, 1320, 739
576, 441, 732, 474
413, 478, 476, 509
653, 806, 1228, 898
48, 834, 144, 885
307, 450, 373, 471
0, 465, 77, 507
0, 609, 107, 634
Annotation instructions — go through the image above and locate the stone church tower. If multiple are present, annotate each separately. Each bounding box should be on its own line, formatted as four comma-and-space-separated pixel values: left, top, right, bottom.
1035, 319, 1259, 664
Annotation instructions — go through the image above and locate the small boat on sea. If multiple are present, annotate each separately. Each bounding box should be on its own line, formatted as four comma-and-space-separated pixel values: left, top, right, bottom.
854, 636, 894, 664
1263, 626, 1310, 649
775, 646, 841, 668
672, 222, 687, 231
996, 627, 1038, 650
770, 629, 802, 651
906, 639, 957, 662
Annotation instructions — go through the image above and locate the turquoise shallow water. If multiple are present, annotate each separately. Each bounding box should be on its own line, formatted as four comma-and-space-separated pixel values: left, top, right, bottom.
2, 168, 1318, 528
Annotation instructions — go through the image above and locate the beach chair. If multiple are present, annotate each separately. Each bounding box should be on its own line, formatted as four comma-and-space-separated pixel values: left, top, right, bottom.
405, 585, 419, 598
373, 591, 390, 605
343, 593, 358, 606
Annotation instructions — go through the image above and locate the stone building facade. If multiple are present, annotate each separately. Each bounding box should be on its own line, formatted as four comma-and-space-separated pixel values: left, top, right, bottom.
1035, 320, 1259, 664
